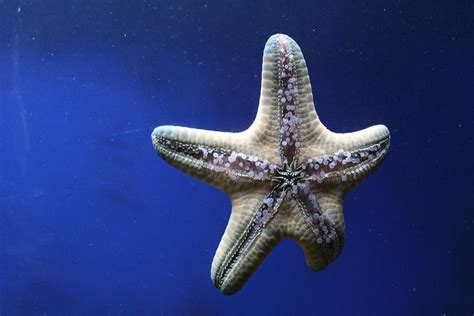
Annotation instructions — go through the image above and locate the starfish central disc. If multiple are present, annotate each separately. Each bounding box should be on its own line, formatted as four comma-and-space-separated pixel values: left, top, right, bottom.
274, 161, 305, 190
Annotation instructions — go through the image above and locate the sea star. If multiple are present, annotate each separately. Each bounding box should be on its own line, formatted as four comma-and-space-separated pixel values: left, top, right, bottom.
151, 34, 390, 295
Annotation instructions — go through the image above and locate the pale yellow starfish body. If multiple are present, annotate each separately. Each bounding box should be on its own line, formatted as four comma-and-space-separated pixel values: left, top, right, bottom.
152, 34, 390, 295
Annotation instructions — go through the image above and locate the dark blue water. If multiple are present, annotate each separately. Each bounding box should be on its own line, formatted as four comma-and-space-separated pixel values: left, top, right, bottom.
1, 1, 472, 314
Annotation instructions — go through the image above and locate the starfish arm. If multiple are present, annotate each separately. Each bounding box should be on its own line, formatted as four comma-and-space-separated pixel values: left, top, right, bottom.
152, 126, 280, 193
211, 186, 287, 294
248, 34, 324, 165
301, 124, 390, 188
289, 183, 345, 269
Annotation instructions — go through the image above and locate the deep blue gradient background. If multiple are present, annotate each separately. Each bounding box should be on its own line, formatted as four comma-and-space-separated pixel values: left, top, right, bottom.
0, 0, 472, 314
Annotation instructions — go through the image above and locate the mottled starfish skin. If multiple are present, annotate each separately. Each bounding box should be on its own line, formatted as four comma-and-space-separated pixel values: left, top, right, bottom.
151, 34, 390, 295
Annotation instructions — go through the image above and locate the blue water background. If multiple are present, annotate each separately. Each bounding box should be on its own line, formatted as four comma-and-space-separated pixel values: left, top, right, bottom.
0, 1, 472, 314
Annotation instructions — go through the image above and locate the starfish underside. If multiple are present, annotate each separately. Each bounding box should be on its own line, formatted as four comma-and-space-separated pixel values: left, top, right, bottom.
151, 34, 390, 295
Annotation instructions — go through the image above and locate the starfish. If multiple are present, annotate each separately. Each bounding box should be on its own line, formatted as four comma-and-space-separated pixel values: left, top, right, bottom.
151, 34, 390, 295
